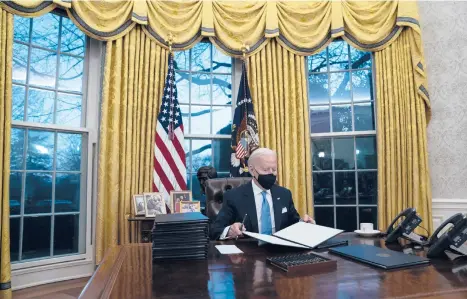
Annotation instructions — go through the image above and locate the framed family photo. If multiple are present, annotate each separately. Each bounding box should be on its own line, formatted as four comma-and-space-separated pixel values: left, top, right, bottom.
143, 192, 167, 217
170, 191, 192, 213
180, 201, 201, 213
133, 195, 146, 216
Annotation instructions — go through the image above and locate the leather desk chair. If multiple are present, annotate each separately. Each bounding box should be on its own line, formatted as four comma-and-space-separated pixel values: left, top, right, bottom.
205, 177, 252, 221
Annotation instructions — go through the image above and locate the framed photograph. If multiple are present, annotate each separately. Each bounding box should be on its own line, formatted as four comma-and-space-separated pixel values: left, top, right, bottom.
143, 192, 166, 217
170, 191, 192, 213
180, 201, 200, 213
133, 194, 146, 216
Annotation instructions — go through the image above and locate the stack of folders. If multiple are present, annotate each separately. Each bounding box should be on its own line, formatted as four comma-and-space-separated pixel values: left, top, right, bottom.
151, 212, 209, 262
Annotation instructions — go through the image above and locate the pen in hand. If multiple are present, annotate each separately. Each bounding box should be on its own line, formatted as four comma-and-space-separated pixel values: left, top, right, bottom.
237, 214, 247, 240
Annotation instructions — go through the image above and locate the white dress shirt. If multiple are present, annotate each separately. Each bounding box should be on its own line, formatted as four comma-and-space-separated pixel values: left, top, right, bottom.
220, 181, 276, 240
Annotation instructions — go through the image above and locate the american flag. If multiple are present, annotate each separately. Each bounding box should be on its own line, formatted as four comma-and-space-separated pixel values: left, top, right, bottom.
153, 53, 187, 212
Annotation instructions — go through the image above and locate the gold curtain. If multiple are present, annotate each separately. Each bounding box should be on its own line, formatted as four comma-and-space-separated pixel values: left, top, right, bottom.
375, 29, 432, 233
96, 26, 168, 264
0, 8, 12, 298
247, 40, 312, 216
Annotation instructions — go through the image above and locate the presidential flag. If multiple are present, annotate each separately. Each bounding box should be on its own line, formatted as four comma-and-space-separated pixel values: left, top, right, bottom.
230, 61, 260, 177
153, 53, 187, 212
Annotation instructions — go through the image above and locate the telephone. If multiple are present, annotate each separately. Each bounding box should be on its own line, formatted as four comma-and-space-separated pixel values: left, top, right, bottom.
385, 208, 424, 244
427, 213, 467, 258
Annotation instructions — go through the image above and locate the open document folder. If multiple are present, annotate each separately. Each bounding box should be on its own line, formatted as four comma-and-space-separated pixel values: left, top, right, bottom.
243, 222, 343, 249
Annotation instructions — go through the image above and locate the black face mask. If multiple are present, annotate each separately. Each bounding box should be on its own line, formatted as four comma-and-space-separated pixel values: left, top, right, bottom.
255, 172, 276, 190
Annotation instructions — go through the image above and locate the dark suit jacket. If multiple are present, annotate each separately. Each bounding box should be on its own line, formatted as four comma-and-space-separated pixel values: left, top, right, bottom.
210, 182, 301, 240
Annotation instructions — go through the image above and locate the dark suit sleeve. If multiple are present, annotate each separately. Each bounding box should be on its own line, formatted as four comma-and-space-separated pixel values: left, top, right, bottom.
286, 189, 301, 227
210, 191, 237, 240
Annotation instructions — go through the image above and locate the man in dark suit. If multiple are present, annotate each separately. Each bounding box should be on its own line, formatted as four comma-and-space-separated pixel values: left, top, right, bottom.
210, 148, 315, 240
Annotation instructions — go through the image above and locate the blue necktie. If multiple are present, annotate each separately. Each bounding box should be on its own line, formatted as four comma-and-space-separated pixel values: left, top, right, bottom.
260, 191, 273, 235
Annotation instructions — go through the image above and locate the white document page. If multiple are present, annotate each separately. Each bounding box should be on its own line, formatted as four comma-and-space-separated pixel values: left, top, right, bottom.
273, 222, 343, 248
243, 231, 308, 248
215, 245, 244, 254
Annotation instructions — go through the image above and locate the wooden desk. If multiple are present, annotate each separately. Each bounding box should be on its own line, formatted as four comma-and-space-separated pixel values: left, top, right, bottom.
80, 234, 467, 299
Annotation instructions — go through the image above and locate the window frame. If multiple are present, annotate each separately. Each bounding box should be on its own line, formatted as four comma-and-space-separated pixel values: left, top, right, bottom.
307, 41, 378, 230
10, 11, 101, 271
176, 42, 241, 196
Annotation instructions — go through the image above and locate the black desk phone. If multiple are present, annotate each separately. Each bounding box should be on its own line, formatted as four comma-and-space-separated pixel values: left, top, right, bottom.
385, 208, 424, 244
427, 213, 467, 258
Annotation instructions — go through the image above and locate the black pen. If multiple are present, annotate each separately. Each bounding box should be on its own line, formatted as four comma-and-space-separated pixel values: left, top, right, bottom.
237, 214, 247, 240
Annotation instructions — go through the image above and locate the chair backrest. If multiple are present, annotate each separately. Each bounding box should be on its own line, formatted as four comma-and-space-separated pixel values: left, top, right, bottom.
205, 177, 252, 221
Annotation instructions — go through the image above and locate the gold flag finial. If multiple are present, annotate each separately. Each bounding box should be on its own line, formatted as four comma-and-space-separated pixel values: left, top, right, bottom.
167, 33, 174, 53
241, 43, 250, 60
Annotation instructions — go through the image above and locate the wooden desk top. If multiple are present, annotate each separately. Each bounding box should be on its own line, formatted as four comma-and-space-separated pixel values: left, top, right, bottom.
79, 233, 467, 299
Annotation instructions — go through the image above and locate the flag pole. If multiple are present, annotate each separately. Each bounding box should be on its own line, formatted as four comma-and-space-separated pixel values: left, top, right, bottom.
167, 33, 175, 140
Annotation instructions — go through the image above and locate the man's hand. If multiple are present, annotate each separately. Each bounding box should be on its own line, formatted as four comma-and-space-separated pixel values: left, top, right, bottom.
227, 222, 246, 239
302, 214, 316, 224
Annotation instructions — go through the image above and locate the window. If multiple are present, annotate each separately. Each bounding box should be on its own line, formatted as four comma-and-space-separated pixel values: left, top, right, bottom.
307, 40, 377, 232
10, 12, 90, 263
174, 42, 235, 209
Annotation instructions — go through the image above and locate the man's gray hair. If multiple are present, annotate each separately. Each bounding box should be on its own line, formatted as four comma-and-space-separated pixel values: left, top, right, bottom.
248, 147, 277, 166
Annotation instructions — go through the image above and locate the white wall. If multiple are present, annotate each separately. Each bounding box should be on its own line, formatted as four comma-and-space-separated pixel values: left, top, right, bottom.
419, 1, 467, 227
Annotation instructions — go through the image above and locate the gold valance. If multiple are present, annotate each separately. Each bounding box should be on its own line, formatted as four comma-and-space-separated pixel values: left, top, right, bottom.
0, 0, 429, 105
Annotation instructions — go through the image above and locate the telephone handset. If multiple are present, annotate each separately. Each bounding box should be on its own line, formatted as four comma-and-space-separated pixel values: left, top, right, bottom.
427, 214, 467, 258
385, 208, 423, 244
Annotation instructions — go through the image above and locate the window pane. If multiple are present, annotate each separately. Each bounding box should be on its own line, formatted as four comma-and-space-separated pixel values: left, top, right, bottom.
10, 172, 22, 216
191, 73, 211, 104
10, 218, 20, 262
332, 104, 352, 132
12, 43, 28, 84
12, 84, 25, 121
308, 73, 328, 105
60, 17, 85, 56
359, 207, 377, 228
180, 104, 190, 133
190, 106, 211, 135
354, 102, 375, 131
212, 106, 231, 135
26, 130, 54, 171
191, 173, 203, 203
191, 43, 211, 72
54, 214, 79, 255
314, 207, 334, 228
56, 93, 82, 127
336, 207, 357, 232
25, 172, 52, 214
335, 172, 356, 205
309, 48, 327, 73
313, 173, 333, 205
191, 139, 212, 172
352, 70, 373, 102
10, 128, 25, 170
330, 72, 351, 103
212, 139, 231, 172
175, 72, 190, 103
184, 139, 191, 171
328, 41, 349, 71
55, 173, 80, 212
14, 15, 30, 43
56, 133, 82, 171
31, 14, 59, 50
350, 47, 371, 69
312, 139, 332, 171
174, 51, 189, 71
310, 105, 330, 133
58, 55, 84, 92
358, 171, 377, 205
212, 47, 232, 73
27, 88, 54, 124
22, 216, 51, 260
334, 138, 355, 170
356, 136, 377, 169
212, 75, 232, 105
29, 47, 57, 88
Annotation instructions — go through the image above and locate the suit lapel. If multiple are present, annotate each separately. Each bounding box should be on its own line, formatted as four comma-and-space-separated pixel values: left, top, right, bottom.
271, 185, 282, 231
243, 183, 259, 233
